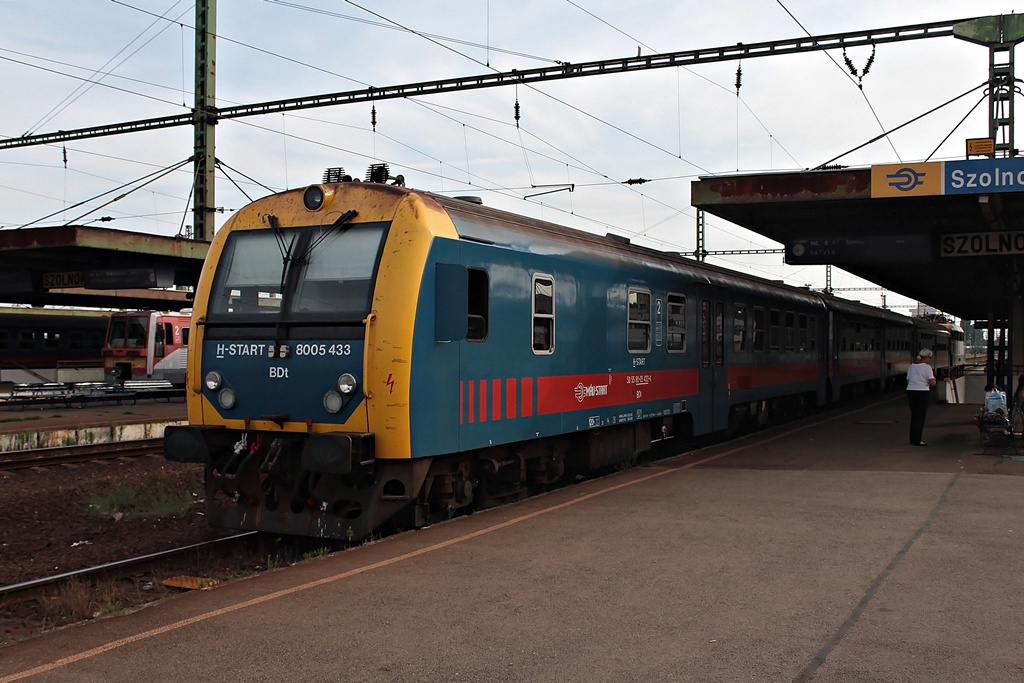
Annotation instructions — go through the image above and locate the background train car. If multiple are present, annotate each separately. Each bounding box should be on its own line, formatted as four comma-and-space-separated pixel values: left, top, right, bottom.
0, 307, 108, 384
713, 277, 828, 433
826, 297, 914, 402
912, 316, 964, 402
103, 310, 190, 386
167, 175, 951, 543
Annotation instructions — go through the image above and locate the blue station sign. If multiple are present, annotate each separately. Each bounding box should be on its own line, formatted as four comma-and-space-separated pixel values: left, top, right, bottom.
871, 158, 1024, 197
945, 158, 1024, 195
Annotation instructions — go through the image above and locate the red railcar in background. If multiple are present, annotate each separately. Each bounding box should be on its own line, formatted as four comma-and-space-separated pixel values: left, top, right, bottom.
103, 311, 191, 386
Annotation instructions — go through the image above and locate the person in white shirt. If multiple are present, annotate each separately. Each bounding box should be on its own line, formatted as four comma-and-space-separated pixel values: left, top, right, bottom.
906, 349, 936, 446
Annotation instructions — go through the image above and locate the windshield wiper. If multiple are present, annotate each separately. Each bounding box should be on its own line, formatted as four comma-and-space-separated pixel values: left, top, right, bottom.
267, 214, 298, 296
269, 209, 359, 350
300, 209, 359, 263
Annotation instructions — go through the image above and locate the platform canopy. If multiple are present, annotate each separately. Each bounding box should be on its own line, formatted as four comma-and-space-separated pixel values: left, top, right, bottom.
0, 226, 207, 310
691, 161, 1024, 322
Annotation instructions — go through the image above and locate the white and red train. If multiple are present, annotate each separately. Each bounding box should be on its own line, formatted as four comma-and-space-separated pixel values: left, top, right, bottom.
0, 307, 190, 386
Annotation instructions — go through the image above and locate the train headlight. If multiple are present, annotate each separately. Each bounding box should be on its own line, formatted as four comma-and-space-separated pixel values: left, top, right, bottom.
218, 388, 237, 410
323, 391, 343, 414
303, 185, 325, 211
337, 373, 358, 395
205, 371, 223, 391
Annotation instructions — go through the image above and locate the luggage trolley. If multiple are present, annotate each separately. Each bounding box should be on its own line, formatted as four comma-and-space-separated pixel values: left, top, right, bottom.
977, 406, 1019, 454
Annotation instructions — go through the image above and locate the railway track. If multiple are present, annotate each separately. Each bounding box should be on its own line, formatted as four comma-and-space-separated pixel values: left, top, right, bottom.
0, 438, 164, 469
0, 532, 259, 605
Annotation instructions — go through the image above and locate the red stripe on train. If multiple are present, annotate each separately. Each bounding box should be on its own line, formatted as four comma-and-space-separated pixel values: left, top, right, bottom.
505, 379, 516, 419
492, 379, 502, 421
479, 379, 487, 423
727, 362, 820, 389
837, 358, 885, 376
536, 369, 698, 415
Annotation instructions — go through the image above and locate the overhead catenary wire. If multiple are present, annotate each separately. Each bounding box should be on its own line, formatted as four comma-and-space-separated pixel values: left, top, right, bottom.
0, 51, 188, 118
0, 9, 778, 266
775, 0, 899, 160
336, 0, 712, 177
0, 3, 969, 308
10, 156, 193, 230
25, 1, 193, 136
814, 81, 988, 168
221, 96, 786, 258
925, 91, 991, 161
111, 0, 717, 235
563, 0, 801, 169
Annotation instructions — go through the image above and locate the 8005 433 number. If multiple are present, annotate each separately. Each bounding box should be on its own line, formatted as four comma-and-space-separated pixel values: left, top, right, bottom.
294, 343, 352, 356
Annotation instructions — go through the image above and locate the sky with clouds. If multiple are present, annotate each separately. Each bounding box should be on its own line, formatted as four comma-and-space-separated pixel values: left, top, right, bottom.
0, 0, 1017, 315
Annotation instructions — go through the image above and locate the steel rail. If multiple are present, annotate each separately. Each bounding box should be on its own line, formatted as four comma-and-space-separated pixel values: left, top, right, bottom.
0, 532, 259, 601
0, 438, 164, 470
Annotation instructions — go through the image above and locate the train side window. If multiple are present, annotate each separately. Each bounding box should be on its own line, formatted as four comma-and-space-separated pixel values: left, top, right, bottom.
769, 309, 781, 351
69, 332, 85, 350
628, 288, 652, 352
532, 274, 554, 354
182, 327, 190, 347
752, 307, 765, 352
18, 331, 35, 350
467, 267, 489, 342
808, 316, 817, 351
91, 332, 102, 350
797, 314, 808, 351
43, 331, 60, 349
667, 293, 686, 352
784, 312, 795, 351
733, 304, 747, 352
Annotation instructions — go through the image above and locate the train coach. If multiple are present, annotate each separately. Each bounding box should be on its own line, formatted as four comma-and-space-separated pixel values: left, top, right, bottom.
165, 172, 961, 542
103, 310, 191, 386
0, 307, 108, 384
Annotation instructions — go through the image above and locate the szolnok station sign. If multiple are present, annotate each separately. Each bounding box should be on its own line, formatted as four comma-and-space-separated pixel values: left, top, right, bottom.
873, 158, 1024, 259
786, 158, 1024, 264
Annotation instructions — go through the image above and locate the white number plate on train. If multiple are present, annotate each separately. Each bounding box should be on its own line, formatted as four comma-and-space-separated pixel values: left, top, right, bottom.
294, 343, 352, 356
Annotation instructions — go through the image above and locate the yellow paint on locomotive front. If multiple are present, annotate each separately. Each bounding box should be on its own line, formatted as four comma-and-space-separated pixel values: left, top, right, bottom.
185, 183, 459, 460
364, 191, 458, 459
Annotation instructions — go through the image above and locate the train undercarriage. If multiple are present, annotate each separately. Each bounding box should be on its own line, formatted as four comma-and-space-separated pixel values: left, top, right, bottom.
167, 417, 672, 541
166, 387, 840, 542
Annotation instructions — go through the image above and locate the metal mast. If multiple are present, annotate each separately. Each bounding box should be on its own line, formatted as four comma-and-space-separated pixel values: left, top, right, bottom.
954, 15, 1024, 157
193, 0, 217, 242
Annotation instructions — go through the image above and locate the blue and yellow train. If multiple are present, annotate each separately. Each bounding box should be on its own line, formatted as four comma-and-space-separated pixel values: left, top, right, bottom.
165, 171, 963, 541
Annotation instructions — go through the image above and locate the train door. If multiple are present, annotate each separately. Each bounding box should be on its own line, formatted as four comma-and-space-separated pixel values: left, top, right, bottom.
697, 286, 730, 432
145, 312, 159, 376
827, 309, 840, 403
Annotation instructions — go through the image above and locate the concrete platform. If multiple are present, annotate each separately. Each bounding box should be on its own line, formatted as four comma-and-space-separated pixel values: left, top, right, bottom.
2, 396, 1023, 682
0, 399, 185, 451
